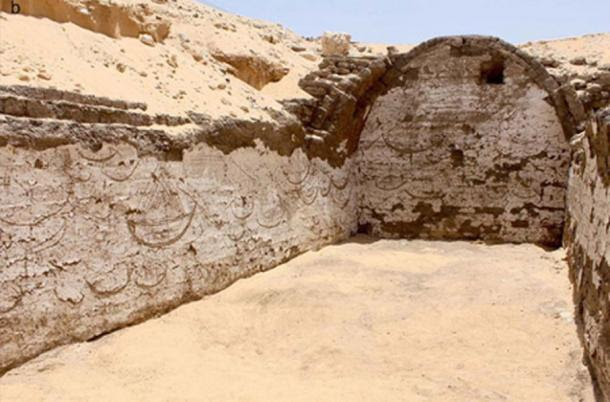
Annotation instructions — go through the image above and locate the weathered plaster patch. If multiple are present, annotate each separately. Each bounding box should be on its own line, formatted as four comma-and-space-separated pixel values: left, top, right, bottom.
0, 140, 358, 373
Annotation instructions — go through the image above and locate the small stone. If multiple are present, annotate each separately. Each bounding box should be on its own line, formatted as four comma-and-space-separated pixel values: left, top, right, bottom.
570, 56, 587, 66
540, 57, 559, 68
18, 74, 30, 81
556, 310, 573, 323
177, 33, 189, 43
240, 105, 249, 113
570, 78, 587, 90
291, 46, 306, 52
587, 83, 603, 94
336, 68, 350, 75
116, 63, 127, 73
320, 32, 351, 57
305, 134, 324, 143
576, 90, 590, 103
217, 83, 226, 90
599, 64, 610, 72
139, 34, 155, 47
301, 53, 317, 62
597, 72, 610, 85
262, 34, 278, 44
167, 55, 178, 68
37, 72, 51, 80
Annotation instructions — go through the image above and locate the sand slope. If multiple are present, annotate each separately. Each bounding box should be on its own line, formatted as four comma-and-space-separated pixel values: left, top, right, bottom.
2, 0, 608, 123
0, 238, 594, 401
0, 0, 322, 121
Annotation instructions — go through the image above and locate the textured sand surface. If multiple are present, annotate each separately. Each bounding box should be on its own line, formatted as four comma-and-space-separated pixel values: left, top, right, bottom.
0, 237, 594, 401
521, 33, 610, 68
0, 0, 320, 120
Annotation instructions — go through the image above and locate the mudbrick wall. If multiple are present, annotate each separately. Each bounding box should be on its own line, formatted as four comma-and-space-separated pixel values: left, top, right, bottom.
565, 108, 610, 400
357, 37, 573, 245
281, 55, 387, 167
296, 36, 579, 246
1, 35, 609, 397
0, 86, 358, 373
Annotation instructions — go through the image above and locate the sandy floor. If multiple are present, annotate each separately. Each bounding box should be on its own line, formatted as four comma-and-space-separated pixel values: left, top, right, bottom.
0, 237, 595, 401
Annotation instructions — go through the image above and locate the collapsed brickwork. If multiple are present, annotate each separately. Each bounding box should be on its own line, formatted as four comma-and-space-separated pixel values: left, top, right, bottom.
280, 55, 387, 167
0, 35, 609, 397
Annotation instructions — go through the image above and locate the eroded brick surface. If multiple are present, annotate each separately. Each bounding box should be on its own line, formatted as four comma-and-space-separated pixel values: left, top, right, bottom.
565, 108, 610, 400
357, 37, 571, 245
